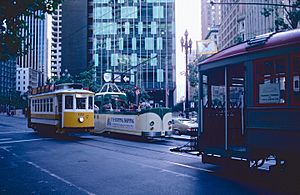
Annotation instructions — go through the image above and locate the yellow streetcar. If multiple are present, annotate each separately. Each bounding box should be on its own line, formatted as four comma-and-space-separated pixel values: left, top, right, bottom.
28, 83, 94, 134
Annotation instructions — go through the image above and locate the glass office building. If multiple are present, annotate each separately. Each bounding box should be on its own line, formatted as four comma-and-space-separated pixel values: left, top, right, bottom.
90, 0, 176, 107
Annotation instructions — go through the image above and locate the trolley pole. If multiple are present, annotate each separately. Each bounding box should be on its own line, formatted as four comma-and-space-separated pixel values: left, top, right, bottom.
181, 30, 192, 119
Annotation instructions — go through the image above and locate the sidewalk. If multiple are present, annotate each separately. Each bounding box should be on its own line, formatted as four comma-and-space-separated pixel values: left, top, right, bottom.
0, 113, 25, 118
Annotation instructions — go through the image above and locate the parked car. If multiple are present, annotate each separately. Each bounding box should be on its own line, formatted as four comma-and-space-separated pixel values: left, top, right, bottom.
172, 118, 198, 136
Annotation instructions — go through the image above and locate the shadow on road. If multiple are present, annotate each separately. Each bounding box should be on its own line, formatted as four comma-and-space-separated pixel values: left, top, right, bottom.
93, 131, 172, 144
211, 165, 300, 194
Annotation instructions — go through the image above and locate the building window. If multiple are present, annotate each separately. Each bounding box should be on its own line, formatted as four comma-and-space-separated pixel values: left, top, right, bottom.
95, 23, 117, 35
106, 38, 111, 50
131, 54, 137, 66
153, 6, 164, 19
119, 38, 124, 50
132, 37, 137, 50
138, 22, 143, 35
94, 7, 112, 20
111, 54, 119, 66
145, 37, 154, 50
124, 22, 130, 34
157, 37, 163, 50
151, 22, 157, 35
151, 53, 157, 66
121, 6, 137, 19
157, 69, 164, 82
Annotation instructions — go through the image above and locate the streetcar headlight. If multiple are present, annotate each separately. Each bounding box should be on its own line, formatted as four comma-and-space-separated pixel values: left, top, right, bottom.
78, 116, 84, 123
168, 121, 172, 126
150, 121, 155, 126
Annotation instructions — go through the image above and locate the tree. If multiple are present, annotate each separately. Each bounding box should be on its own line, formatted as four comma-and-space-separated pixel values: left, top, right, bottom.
74, 65, 100, 92
261, 0, 300, 31
188, 62, 198, 88
0, 0, 63, 61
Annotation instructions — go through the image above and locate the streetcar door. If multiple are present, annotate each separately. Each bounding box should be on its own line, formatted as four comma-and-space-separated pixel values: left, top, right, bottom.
200, 65, 245, 151
227, 64, 245, 148
201, 67, 226, 149
57, 95, 62, 129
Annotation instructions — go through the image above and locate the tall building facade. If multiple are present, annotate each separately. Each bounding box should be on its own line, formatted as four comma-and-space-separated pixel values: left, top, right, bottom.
218, 0, 290, 50
61, 0, 89, 76
50, 4, 62, 78
16, 12, 48, 94
201, 0, 221, 40
0, 60, 16, 96
90, 0, 176, 107
0, 60, 16, 112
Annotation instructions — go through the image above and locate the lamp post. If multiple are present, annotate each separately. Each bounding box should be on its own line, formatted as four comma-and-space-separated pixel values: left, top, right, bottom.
181, 30, 192, 119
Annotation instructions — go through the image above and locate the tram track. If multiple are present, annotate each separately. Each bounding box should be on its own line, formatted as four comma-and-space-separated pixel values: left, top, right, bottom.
73, 137, 213, 174
79, 135, 200, 160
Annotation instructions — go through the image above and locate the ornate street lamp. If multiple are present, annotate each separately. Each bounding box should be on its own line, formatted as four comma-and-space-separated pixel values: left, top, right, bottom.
181, 30, 192, 119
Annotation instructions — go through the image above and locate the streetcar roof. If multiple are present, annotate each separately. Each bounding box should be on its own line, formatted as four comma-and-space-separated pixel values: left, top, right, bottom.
199, 29, 300, 66
29, 89, 94, 98
95, 91, 127, 97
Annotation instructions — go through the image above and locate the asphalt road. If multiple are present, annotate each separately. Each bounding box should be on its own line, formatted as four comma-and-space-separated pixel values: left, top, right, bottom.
0, 115, 298, 194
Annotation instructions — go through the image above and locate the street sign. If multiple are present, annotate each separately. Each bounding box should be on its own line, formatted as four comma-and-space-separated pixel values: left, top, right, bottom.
103, 73, 112, 82
122, 75, 130, 83
196, 39, 218, 55
114, 74, 121, 82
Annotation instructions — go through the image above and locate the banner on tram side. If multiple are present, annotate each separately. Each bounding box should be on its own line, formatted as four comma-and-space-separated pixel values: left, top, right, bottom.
106, 116, 136, 130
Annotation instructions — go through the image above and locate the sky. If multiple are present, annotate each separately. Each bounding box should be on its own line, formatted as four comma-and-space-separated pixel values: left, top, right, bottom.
175, 0, 201, 103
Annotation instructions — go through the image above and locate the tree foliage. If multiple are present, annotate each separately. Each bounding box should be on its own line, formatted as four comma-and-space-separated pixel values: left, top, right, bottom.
0, 0, 63, 61
47, 65, 101, 92
188, 63, 198, 88
261, 0, 300, 31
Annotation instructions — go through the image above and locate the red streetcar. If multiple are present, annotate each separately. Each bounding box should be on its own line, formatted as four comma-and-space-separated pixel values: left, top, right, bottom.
197, 29, 300, 171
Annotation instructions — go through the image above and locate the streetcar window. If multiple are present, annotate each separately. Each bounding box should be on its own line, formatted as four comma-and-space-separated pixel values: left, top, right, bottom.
39, 99, 41, 112
50, 98, 53, 112
202, 75, 208, 108
254, 57, 287, 105
65, 96, 73, 109
31, 100, 34, 112
76, 97, 86, 109
58, 95, 62, 113
46, 98, 50, 112
292, 54, 300, 105
43, 99, 46, 112
35, 100, 38, 112
88, 96, 93, 110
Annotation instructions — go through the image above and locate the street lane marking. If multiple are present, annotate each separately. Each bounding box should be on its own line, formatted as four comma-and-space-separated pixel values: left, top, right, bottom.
166, 161, 213, 173
0, 147, 96, 195
0, 131, 32, 135
0, 138, 52, 145
167, 151, 201, 159
26, 161, 96, 195
140, 163, 199, 180
0, 138, 12, 141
